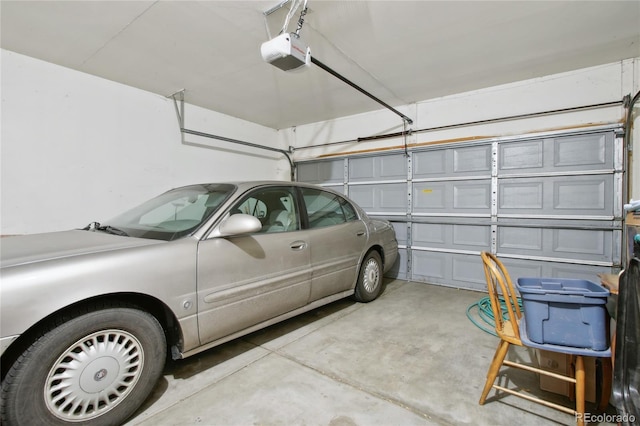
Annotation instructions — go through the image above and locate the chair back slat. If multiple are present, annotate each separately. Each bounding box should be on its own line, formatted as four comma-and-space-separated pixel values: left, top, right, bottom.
480, 252, 521, 341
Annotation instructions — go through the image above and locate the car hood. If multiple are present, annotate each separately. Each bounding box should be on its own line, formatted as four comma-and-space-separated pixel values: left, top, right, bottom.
0, 230, 163, 268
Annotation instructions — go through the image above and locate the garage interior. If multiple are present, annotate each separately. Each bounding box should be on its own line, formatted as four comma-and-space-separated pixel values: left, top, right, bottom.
2, 1, 640, 425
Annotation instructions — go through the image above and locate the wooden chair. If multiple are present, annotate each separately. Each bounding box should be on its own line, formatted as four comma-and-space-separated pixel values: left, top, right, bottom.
478, 252, 611, 426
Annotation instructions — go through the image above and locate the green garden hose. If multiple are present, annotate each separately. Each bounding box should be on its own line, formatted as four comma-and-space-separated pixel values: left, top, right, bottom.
466, 296, 522, 337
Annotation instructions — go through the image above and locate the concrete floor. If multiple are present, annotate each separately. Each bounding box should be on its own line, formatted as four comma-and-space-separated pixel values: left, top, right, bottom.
125, 280, 616, 426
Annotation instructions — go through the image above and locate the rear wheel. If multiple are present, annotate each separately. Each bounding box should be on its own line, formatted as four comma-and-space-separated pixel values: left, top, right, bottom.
354, 251, 383, 302
0, 304, 166, 426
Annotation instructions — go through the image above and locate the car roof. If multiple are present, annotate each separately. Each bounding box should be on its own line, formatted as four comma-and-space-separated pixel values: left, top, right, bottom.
179, 181, 341, 194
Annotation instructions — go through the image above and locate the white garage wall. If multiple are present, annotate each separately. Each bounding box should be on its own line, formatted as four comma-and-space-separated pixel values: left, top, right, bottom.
1, 50, 285, 235
287, 58, 640, 200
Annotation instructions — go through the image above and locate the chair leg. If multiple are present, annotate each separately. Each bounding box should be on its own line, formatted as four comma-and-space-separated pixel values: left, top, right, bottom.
479, 339, 510, 405
575, 355, 585, 426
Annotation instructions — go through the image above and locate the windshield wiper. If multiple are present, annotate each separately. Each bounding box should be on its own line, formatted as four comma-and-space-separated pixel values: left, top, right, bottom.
82, 222, 129, 236
97, 225, 129, 236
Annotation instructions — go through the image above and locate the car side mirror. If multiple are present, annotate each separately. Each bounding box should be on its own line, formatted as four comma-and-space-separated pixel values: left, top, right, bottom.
214, 213, 262, 237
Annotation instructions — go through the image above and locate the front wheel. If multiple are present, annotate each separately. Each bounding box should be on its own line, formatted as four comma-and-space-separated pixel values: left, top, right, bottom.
354, 251, 383, 302
0, 304, 166, 426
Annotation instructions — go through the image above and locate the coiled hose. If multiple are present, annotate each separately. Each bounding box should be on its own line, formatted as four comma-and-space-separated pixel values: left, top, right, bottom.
466, 296, 522, 337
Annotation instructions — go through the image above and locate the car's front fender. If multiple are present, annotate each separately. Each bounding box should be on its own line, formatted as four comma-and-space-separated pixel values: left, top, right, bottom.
0, 238, 200, 353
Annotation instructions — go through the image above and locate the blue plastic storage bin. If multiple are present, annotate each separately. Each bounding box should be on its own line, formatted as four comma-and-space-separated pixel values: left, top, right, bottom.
516, 278, 610, 351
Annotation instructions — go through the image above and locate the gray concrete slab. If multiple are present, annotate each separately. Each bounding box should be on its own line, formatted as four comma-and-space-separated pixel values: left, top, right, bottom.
125, 280, 616, 426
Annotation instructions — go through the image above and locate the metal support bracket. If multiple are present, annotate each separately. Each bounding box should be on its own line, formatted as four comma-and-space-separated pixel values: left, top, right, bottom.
168, 89, 296, 180
169, 89, 185, 143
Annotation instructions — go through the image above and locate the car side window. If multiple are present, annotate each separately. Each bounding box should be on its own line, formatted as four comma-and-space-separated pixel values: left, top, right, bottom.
232, 187, 299, 233
235, 197, 267, 219
302, 188, 358, 229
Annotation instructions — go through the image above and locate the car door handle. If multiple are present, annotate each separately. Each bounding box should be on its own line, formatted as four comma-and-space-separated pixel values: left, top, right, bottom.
356, 231, 365, 236
290, 241, 307, 250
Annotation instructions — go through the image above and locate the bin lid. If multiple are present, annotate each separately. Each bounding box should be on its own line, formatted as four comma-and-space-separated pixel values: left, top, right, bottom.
516, 277, 609, 298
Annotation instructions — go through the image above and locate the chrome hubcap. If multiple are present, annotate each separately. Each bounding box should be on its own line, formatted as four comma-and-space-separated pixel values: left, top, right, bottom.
362, 258, 380, 293
45, 329, 144, 421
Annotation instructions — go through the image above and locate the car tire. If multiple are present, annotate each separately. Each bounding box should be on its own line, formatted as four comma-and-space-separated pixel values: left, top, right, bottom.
354, 250, 383, 303
0, 303, 166, 426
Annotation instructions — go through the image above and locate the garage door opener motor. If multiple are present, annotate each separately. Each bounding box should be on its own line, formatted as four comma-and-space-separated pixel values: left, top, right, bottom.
261, 0, 310, 72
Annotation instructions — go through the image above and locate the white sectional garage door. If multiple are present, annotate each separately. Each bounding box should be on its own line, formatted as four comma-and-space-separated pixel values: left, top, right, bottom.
296, 126, 624, 291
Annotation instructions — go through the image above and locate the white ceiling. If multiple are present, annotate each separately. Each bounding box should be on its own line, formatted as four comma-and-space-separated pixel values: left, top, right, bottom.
2, 1, 639, 130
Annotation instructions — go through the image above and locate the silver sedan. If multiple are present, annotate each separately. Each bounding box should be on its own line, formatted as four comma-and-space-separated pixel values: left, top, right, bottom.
0, 181, 398, 425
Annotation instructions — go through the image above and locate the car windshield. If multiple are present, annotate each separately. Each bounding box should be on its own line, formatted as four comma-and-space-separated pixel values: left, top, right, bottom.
101, 184, 236, 241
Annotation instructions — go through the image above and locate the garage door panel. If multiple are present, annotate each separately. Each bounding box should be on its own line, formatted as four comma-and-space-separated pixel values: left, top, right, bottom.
453, 224, 487, 247
554, 178, 608, 211
412, 251, 446, 280
413, 180, 492, 214
412, 251, 486, 290
414, 150, 446, 175
454, 182, 492, 209
498, 227, 543, 251
413, 223, 445, 245
454, 145, 492, 173
500, 181, 543, 209
499, 132, 613, 175
554, 133, 610, 168
498, 258, 544, 280
551, 262, 614, 281
413, 223, 490, 251
349, 154, 406, 182
554, 229, 608, 256
391, 221, 408, 246
452, 255, 486, 286
413, 183, 447, 210
499, 175, 613, 217
501, 139, 544, 170
498, 226, 613, 262
349, 183, 407, 213
499, 257, 609, 282
414, 145, 491, 178
297, 160, 344, 184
